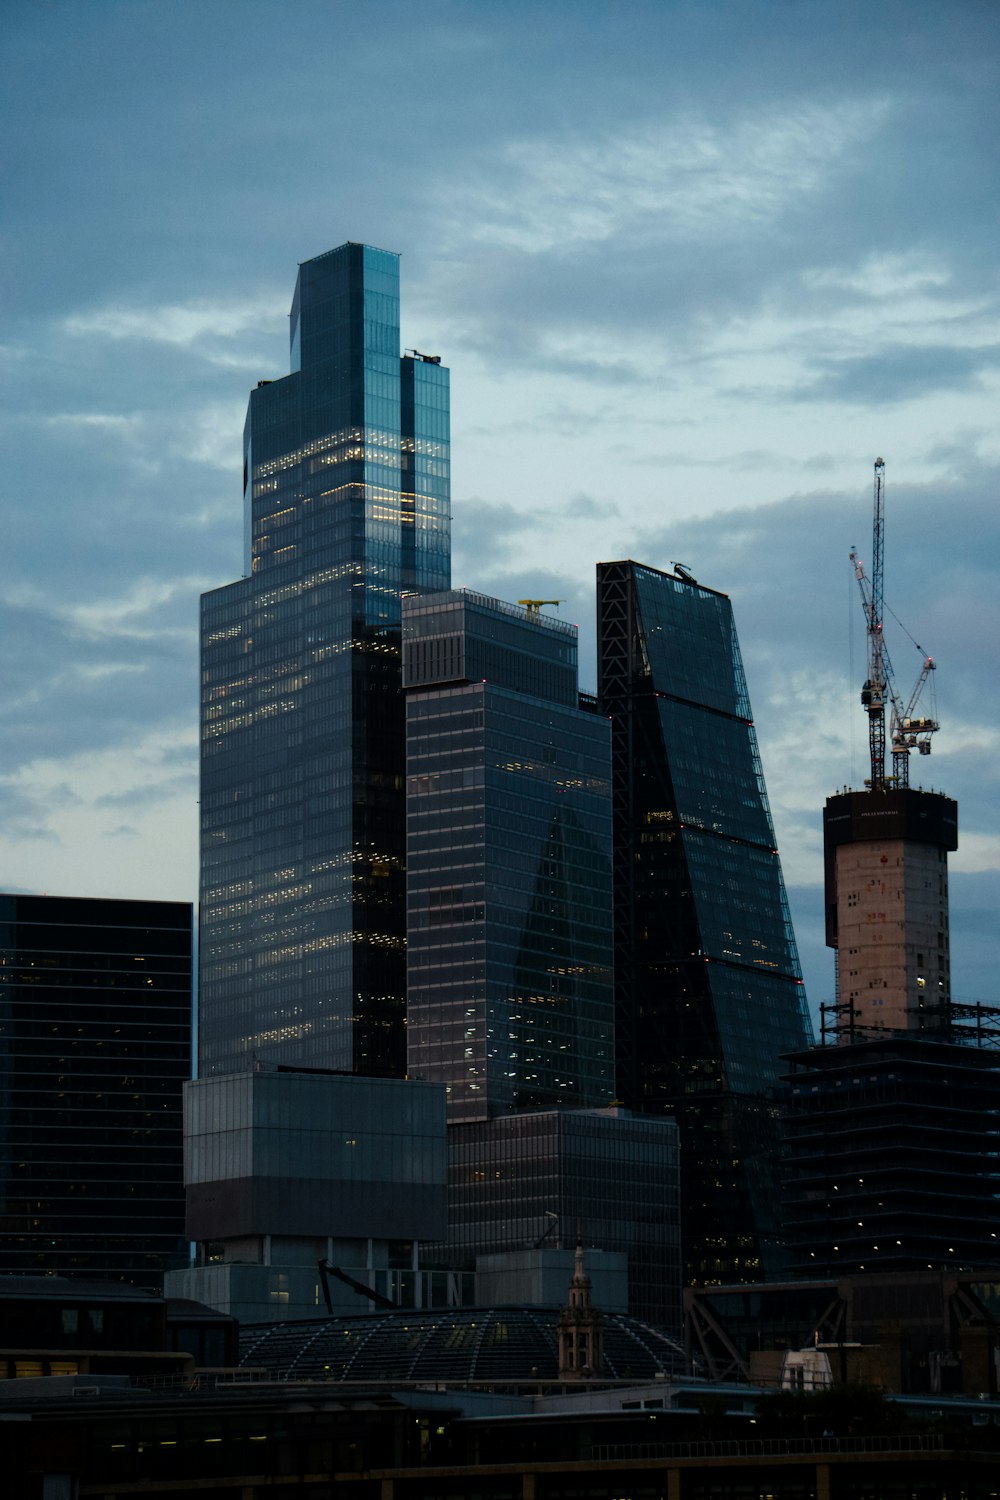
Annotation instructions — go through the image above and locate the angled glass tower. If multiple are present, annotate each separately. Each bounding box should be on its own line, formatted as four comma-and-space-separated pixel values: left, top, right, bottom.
199, 244, 450, 1077
597, 560, 812, 1285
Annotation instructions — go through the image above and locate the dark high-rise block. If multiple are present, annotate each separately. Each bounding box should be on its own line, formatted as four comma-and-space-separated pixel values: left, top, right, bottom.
0, 894, 191, 1289
199, 244, 450, 1078
597, 560, 812, 1286
784, 1034, 1000, 1276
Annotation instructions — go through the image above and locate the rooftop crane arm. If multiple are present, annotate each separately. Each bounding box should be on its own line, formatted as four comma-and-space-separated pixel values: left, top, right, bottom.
851, 458, 940, 790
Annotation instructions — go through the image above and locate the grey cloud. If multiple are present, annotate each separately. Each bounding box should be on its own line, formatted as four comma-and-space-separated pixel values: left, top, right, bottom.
629, 458, 1000, 804
794, 345, 1000, 406
0, 592, 197, 770
2, 0, 997, 991
452, 493, 622, 594
946, 872, 1000, 1006
625, 448, 793, 472
94, 773, 196, 811
0, 784, 62, 843
567, 493, 621, 521
451, 500, 546, 571
157, 741, 200, 770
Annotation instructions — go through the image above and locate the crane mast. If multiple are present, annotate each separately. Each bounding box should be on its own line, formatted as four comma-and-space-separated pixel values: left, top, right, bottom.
857, 458, 888, 790
851, 458, 939, 791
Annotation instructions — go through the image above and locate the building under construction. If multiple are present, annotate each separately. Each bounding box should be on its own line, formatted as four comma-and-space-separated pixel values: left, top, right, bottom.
784, 460, 1000, 1279
824, 459, 958, 1039
824, 785, 957, 1034
784, 1028, 1000, 1276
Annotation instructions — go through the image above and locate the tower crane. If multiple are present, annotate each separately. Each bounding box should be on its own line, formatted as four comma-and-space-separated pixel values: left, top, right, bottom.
850, 458, 939, 790
518, 599, 562, 616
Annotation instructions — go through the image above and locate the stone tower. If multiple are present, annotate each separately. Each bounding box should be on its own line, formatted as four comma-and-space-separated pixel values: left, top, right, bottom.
558, 1227, 604, 1379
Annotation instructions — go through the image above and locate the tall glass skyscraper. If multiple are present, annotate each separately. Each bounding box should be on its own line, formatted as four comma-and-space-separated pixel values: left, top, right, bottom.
403, 590, 615, 1121
597, 560, 812, 1285
200, 244, 450, 1077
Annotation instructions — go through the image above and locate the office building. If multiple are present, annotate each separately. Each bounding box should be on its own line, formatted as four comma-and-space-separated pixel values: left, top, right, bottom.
165, 1069, 449, 1321
199, 242, 449, 1078
403, 589, 614, 1121
401, 593, 682, 1325
0, 894, 191, 1289
439, 1106, 683, 1332
596, 560, 812, 1286
823, 788, 958, 1035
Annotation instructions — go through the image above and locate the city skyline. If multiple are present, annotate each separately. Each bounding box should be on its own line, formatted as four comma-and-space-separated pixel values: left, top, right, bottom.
3, 1, 998, 1018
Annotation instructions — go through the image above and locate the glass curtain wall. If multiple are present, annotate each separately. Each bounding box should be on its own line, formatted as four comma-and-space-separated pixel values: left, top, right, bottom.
200, 245, 450, 1077
0, 894, 191, 1288
441, 1109, 683, 1332
597, 559, 812, 1285
404, 593, 614, 1122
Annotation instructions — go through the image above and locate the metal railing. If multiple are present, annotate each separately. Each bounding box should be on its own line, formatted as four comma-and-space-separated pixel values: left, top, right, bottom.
592, 1433, 945, 1462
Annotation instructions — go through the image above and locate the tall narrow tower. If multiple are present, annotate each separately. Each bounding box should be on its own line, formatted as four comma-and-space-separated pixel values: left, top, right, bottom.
825, 461, 956, 1038
199, 244, 450, 1078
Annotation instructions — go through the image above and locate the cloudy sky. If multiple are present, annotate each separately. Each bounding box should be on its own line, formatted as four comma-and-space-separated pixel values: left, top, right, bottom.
3, 0, 998, 1019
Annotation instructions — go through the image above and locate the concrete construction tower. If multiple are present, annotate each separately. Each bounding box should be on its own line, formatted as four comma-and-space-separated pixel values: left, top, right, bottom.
784, 459, 1000, 1280
824, 458, 958, 1040
824, 787, 957, 1035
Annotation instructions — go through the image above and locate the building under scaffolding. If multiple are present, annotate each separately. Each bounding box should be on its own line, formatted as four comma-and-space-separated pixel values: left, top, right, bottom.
782, 1022, 1000, 1279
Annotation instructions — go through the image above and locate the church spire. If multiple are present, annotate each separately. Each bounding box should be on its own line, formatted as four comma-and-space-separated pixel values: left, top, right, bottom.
558, 1223, 604, 1379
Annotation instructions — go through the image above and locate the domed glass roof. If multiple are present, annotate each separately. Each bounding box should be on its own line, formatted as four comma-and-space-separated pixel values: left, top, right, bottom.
240, 1305, 686, 1383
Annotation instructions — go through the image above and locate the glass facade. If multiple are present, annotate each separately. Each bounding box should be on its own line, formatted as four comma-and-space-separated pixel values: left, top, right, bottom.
183, 1070, 447, 1244
597, 560, 812, 1287
0, 894, 192, 1288
403, 591, 614, 1122
200, 244, 450, 1077
436, 1108, 682, 1332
